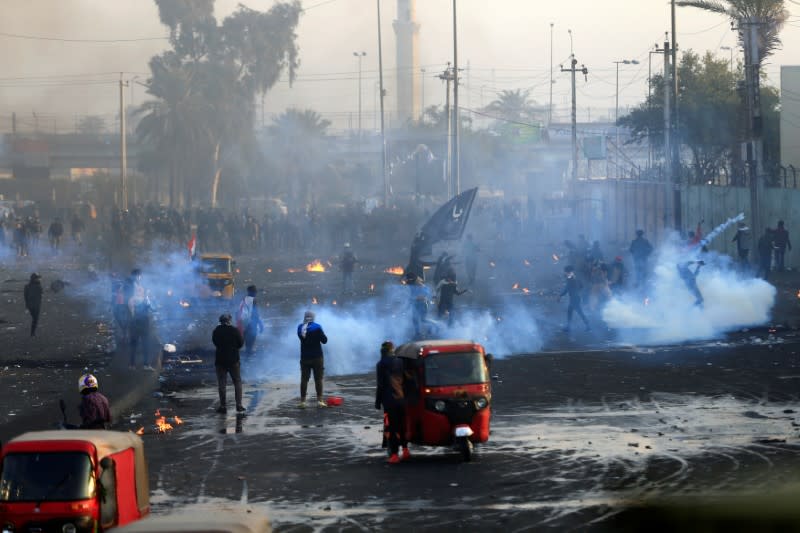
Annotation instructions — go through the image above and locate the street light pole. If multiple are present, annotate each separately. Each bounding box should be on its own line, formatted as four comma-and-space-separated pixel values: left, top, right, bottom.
420, 67, 426, 120
549, 22, 554, 125
376, 0, 388, 207
353, 51, 366, 151
720, 45, 733, 72
452, 0, 460, 196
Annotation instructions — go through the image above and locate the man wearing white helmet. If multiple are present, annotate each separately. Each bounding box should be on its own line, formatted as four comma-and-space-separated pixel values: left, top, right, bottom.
78, 373, 111, 429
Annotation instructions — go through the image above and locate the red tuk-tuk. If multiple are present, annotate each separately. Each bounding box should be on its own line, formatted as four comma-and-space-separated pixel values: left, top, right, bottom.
396, 339, 492, 461
0, 430, 150, 532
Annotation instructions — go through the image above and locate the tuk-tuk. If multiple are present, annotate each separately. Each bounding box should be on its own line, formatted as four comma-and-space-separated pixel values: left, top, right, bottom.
0, 430, 150, 532
396, 339, 492, 461
194, 253, 235, 300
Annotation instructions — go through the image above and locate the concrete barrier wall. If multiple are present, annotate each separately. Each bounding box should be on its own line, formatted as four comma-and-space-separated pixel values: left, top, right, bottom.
569, 180, 799, 268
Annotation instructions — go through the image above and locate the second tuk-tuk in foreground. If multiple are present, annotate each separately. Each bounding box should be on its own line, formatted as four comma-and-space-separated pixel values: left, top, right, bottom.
395, 339, 492, 461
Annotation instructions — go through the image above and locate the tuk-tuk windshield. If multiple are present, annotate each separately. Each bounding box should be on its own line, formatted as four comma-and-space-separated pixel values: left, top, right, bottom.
0, 452, 94, 502
424, 352, 488, 386
199, 258, 231, 274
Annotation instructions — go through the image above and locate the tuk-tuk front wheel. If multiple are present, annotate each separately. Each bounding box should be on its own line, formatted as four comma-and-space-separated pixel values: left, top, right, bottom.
457, 436, 473, 462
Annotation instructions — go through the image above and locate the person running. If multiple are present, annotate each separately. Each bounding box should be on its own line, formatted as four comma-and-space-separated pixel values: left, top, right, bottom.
436, 271, 467, 326
23, 273, 43, 337
340, 243, 358, 294
629, 229, 653, 288
558, 265, 590, 332
677, 260, 704, 307
297, 310, 328, 408
212, 314, 246, 414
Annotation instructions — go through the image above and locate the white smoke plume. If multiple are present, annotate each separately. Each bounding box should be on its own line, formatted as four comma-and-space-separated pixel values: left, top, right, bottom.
603, 222, 776, 345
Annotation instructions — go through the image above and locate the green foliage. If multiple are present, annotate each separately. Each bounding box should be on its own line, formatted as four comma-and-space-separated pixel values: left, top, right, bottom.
620, 50, 780, 183
677, 1, 788, 62
137, 1, 302, 208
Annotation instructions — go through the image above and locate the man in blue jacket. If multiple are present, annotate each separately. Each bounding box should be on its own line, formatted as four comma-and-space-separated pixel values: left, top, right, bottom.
297, 310, 328, 408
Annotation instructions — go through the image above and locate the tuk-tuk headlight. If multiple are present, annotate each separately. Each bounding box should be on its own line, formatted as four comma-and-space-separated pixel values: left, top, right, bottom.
62, 523, 77, 533
475, 397, 488, 410
434, 400, 446, 412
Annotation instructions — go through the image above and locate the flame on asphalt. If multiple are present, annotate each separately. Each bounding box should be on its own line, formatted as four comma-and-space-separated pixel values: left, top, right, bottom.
311, 297, 318, 305
306, 260, 326, 272
384, 266, 404, 275
512, 283, 520, 290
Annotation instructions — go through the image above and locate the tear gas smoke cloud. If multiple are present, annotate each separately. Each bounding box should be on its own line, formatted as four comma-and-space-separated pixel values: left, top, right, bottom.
250, 292, 543, 381
603, 232, 776, 345
7, 241, 542, 377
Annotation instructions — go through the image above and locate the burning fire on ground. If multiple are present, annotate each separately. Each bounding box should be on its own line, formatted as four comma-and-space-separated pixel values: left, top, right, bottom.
384, 266, 404, 275
306, 260, 326, 272
311, 297, 318, 305
512, 283, 520, 290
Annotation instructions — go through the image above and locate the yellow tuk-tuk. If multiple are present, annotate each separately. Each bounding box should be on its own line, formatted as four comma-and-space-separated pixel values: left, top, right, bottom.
194, 253, 235, 300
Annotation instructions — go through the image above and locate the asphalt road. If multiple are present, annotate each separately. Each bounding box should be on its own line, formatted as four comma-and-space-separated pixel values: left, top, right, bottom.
2, 243, 800, 531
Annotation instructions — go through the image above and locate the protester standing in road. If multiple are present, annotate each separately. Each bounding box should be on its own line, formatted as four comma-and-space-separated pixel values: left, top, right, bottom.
732, 222, 751, 269
629, 229, 653, 288
71, 213, 85, 246
23, 273, 43, 337
236, 285, 264, 357
212, 314, 246, 414
127, 269, 153, 370
340, 243, 358, 294
407, 272, 431, 338
297, 310, 328, 408
757, 228, 775, 280
677, 261, 705, 307
559, 265, 590, 332
78, 373, 111, 429
48, 218, 64, 253
773, 220, 792, 272
375, 341, 410, 464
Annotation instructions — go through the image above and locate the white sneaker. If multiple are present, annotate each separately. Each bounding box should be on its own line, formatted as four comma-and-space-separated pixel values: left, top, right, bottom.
317, 400, 327, 408
143, 365, 155, 371
298, 401, 307, 409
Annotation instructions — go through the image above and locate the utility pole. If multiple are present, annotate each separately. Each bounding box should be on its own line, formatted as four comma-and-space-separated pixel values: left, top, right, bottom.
742, 17, 764, 238
549, 22, 554, 125
614, 59, 639, 178
656, 38, 673, 229
439, 63, 454, 196
119, 74, 128, 211
377, 0, 388, 207
420, 67, 426, 120
353, 51, 367, 153
561, 56, 588, 181
452, 0, 460, 196
671, 0, 681, 230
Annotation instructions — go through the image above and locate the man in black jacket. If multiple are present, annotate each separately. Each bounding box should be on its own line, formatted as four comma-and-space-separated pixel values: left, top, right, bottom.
212, 314, 245, 414
23, 273, 43, 337
297, 310, 328, 408
375, 341, 410, 463
559, 265, 590, 332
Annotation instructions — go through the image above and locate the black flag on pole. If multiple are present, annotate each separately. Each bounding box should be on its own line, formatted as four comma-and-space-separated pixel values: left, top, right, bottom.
420, 187, 478, 245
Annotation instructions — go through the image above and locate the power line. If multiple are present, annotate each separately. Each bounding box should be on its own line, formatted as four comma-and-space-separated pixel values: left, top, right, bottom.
0, 31, 167, 43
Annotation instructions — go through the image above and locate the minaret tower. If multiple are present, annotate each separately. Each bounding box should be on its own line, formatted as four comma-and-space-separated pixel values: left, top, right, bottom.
393, 0, 420, 124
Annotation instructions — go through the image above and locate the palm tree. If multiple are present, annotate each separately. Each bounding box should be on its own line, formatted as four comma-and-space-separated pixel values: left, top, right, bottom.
483, 89, 546, 124
677, 1, 787, 63
135, 56, 211, 207
266, 109, 332, 207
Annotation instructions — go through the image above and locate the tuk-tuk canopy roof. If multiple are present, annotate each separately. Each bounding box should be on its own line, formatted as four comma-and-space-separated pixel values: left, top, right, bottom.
395, 339, 481, 360
8, 430, 144, 459
114, 508, 271, 533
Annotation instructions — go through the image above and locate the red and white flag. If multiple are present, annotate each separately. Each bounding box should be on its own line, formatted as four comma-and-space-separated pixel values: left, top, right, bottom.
188, 235, 197, 259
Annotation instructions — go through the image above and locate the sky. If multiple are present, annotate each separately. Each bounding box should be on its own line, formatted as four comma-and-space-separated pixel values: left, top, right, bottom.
2, 0, 800, 134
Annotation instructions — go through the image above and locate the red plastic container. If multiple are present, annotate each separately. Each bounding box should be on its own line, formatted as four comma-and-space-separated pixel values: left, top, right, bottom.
326, 396, 343, 407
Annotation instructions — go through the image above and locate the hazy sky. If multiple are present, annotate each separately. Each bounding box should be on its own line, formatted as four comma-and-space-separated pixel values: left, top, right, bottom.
2, 0, 800, 133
